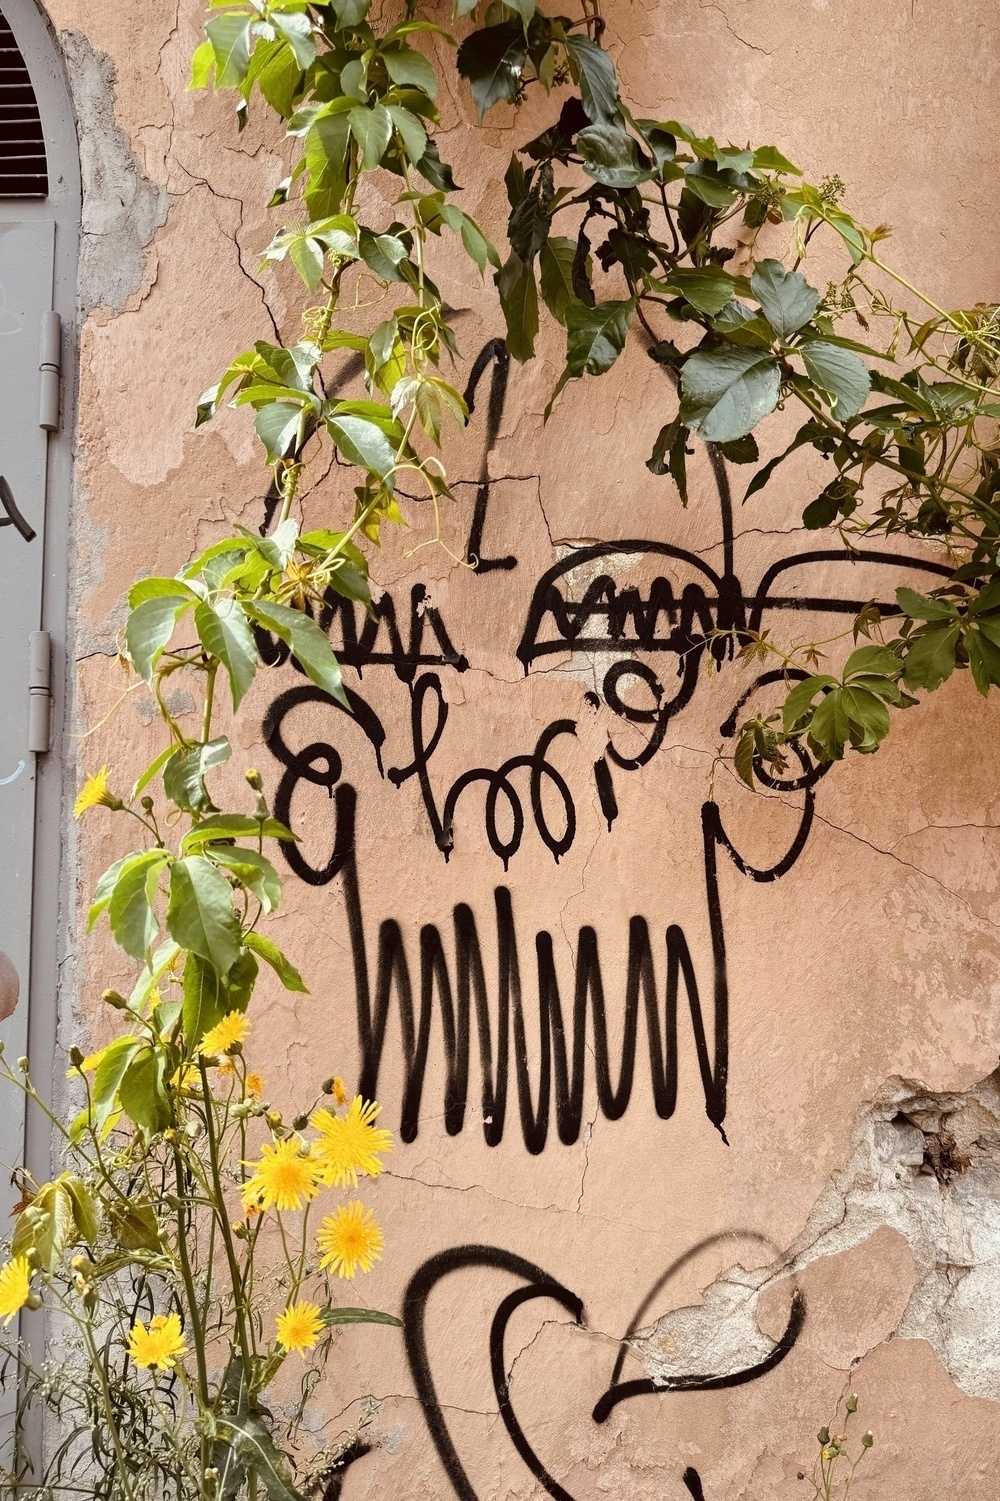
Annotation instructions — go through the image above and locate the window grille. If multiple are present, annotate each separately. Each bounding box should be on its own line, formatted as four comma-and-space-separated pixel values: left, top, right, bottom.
0, 11, 47, 197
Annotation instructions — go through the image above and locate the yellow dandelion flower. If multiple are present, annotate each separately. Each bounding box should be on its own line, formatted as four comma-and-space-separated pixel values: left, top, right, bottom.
246, 1071, 265, 1099
73, 767, 120, 818
198, 1011, 249, 1058
170, 1063, 199, 1092
241, 1139, 319, 1213
0, 1256, 31, 1324
332, 1076, 348, 1106
127, 1312, 187, 1370
317, 1201, 384, 1279
310, 1097, 392, 1187
275, 1299, 324, 1356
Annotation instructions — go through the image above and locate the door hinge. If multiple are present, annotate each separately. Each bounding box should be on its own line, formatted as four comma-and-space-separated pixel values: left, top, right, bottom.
28, 631, 51, 754
38, 311, 61, 433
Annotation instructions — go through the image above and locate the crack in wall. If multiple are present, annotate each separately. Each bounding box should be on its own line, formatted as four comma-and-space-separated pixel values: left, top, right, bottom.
632, 1069, 1000, 1401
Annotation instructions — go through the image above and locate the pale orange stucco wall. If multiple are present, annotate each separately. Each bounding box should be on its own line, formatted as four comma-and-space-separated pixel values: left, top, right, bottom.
44, 0, 1000, 1494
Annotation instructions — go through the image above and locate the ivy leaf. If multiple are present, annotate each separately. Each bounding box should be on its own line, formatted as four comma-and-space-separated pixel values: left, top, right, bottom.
716, 434, 759, 464
799, 340, 871, 420
358, 228, 408, 283
126, 595, 193, 685
205, 13, 252, 88
733, 728, 757, 789
167, 856, 242, 976
415, 139, 458, 191
749, 259, 820, 339
496, 254, 539, 363
895, 586, 959, 621
680, 346, 780, 443
245, 598, 349, 708
254, 402, 303, 463
646, 418, 689, 503
348, 103, 393, 169
564, 35, 618, 123
383, 44, 438, 100
91, 1038, 141, 1134
325, 412, 398, 481
163, 737, 232, 817
271, 12, 316, 70
902, 624, 961, 692
386, 104, 427, 164
661, 266, 735, 316
782, 674, 837, 733
539, 237, 577, 325
565, 298, 635, 376
244, 931, 309, 992
576, 122, 648, 187
195, 598, 258, 711
456, 22, 527, 117
182, 814, 297, 848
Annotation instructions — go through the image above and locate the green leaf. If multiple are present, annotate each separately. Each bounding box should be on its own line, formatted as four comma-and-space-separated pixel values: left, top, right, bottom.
895, 586, 959, 621
662, 266, 735, 316
576, 122, 648, 188
131, 745, 178, 802
645, 418, 689, 503
182, 814, 297, 848
205, 13, 252, 88
902, 624, 961, 692
782, 674, 837, 733
565, 298, 635, 376
13, 1182, 77, 1273
733, 728, 756, 789
182, 952, 227, 1048
383, 44, 438, 99
258, 42, 305, 117
63, 1176, 101, 1247
807, 687, 852, 760
163, 737, 232, 817
88, 854, 134, 931
456, 22, 527, 116
386, 104, 427, 163
109, 851, 169, 964
415, 139, 458, 191
208, 847, 282, 913
271, 12, 315, 70
752, 144, 801, 174
743, 421, 824, 501
319, 1307, 404, 1326
539, 237, 577, 325
167, 856, 242, 975
358, 227, 408, 283
244, 931, 309, 992
564, 35, 618, 122
305, 113, 350, 218
968, 629, 1000, 695
438, 205, 499, 273
254, 402, 304, 463
799, 340, 871, 420
226, 947, 259, 1012
119, 1048, 172, 1136
843, 645, 902, 679
496, 254, 538, 363
189, 39, 216, 89
802, 477, 859, 529
716, 434, 759, 464
216, 1415, 306, 1501
110, 1200, 162, 1254
195, 598, 258, 711
324, 414, 398, 485
348, 103, 393, 169
92, 1037, 141, 1133
331, 0, 370, 26
749, 259, 820, 339
680, 346, 780, 443
245, 599, 349, 708
126, 595, 192, 684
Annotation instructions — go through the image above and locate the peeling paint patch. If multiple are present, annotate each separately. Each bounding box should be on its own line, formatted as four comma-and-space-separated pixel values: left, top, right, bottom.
58, 31, 167, 315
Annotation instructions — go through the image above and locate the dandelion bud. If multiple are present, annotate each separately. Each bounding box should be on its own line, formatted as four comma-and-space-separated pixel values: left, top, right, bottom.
232, 1220, 248, 1239
71, 1255, 89, 1273
17, 1056, 28, 1073
102, 989, 129, 1010
265, 1109, 283, 1130
861, 1432, 873, 1449
321, 1077, 336, 1095
69, 1046, 84, 1069
0, 1041, 5, 1057
25, 1293, 42, 1312
229, 1041, 243, 1057
817, 1427, 830, 1446
845, 1394, 858, 1414
231, 1101, 254, 1120
245, 768, 263, 790
292, 1114, 308, 1131
140, 795, 154, 812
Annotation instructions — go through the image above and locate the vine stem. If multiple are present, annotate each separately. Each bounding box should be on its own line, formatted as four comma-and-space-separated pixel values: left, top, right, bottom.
172, 1145, 212, 1486
197, 1060, 255, 1392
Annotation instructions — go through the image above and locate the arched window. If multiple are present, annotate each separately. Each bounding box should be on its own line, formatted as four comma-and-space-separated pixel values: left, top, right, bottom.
0, 10, 47, 196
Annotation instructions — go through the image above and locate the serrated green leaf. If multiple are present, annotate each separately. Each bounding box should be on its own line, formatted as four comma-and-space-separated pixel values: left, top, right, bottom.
749, 259, 820, 340
680, 346, 780, 443
205, 13, 252, 88
565, 298, 635, 376
799, 340, 871, 420
126, 595, 192, 684
119, 1049, 172, 1136
383, 44, 438, 99
244, 931, 308, 992
108, 851, 169, 964
564, 35, 618, 122
348, 103, 393, 169
901, 624, 961, 692
163, 737, 232, 817
208, 847, 282, 913
167, 856, 242, 975
456, 22, 527, 116
195, 598, 259, 710
245, 599, 349, 708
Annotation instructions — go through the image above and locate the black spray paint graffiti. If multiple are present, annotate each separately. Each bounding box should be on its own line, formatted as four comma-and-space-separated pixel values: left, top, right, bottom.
262, 689, 815, 1150
395, 1240, 804, 1501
